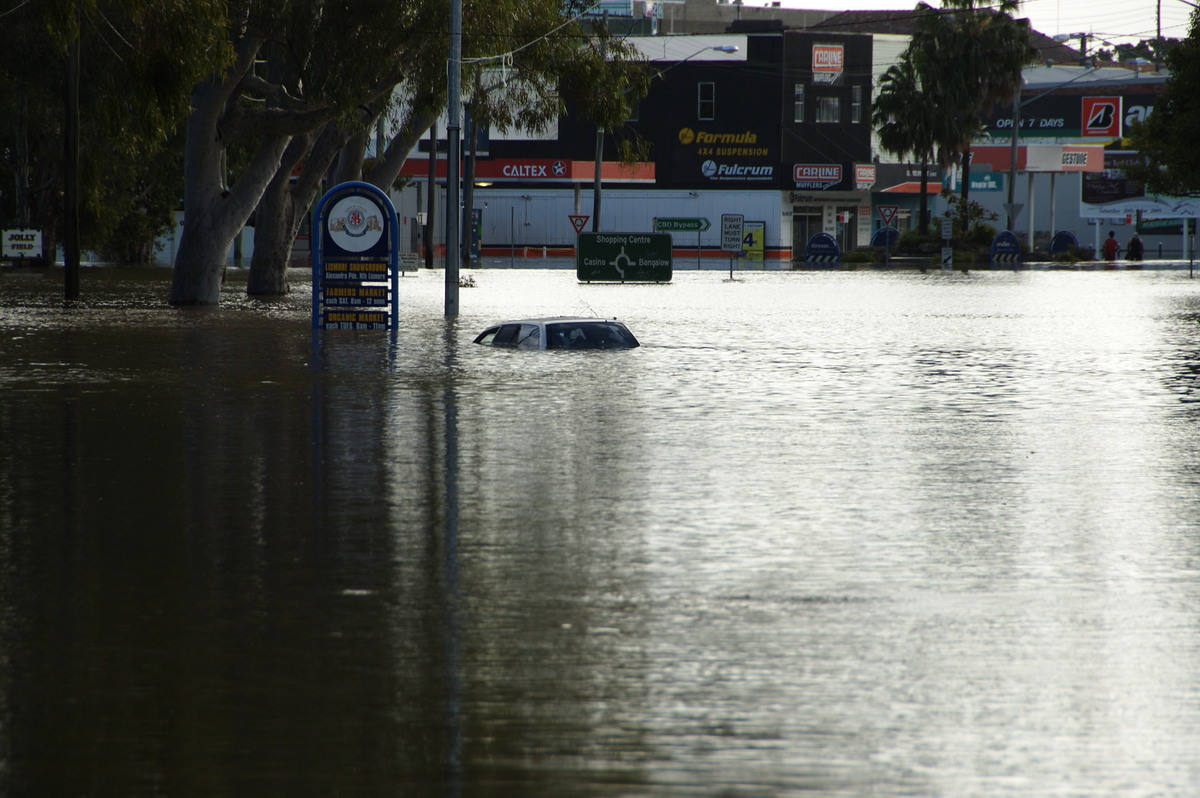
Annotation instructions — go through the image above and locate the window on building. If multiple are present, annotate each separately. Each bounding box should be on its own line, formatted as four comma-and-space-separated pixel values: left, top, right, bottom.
698, 82, 715, 121
851, 85, 862, 123
793, 84, 805, 122
815, 95, 840, 123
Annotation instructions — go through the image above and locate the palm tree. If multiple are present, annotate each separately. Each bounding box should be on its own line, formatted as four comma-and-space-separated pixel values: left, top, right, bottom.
908, 0, 1036, 231
873, 52, 941, 234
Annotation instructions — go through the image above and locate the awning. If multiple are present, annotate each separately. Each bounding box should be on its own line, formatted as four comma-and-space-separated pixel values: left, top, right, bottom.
878, 182, 942, 194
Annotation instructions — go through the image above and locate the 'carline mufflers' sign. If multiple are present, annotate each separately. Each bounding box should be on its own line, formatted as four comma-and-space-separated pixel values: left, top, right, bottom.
576, 232, 672, 282
312, 182, 399, 330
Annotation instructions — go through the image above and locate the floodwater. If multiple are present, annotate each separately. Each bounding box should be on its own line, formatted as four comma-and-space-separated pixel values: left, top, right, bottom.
3, 264, 1200, 797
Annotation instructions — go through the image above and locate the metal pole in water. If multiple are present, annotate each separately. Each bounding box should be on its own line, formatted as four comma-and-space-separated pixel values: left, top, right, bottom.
445, 0, 462, 315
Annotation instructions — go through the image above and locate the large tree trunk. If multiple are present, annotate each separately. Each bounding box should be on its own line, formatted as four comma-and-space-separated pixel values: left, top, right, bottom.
170, 129, 290, 304
248, 125, 350, 296
170, 40, 289, 305
366, 107, 439, 190
246, 180, 299, 295
248, 135, 311, 296
245, 108, 439, 297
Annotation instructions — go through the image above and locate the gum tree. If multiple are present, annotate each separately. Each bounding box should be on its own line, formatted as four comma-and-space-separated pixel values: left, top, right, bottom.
1127, 9, 1200, 197
0, 0, 227, 263
173, 0, 648, 303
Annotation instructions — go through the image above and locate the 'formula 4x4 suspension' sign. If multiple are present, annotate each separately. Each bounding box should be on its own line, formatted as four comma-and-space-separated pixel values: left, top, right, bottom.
312, 181, 399, 330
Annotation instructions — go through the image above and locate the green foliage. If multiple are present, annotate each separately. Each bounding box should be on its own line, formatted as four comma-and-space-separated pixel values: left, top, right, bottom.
1127, 10, 1200, 197
0, 0, 229, 260
873, 49, 945, 166
876, 0, 1035, 232
941, 192, 997, 232
909, 0, 1036, 151
1051, 248, 1087, 263
898, 228, 941, 253
842, 249, 878, 263
872, 57, 939, 234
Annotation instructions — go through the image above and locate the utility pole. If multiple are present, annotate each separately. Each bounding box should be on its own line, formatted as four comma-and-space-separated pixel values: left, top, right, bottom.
462, 111, 475, 269
445, 0, 462, 315
1007, 93, 1020, 231
425, 121, 436, 269
64, 20, 80, 300
592, 11, 607, 233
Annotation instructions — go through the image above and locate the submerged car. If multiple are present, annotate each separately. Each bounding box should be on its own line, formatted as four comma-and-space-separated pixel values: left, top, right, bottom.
473, 317, 639, 350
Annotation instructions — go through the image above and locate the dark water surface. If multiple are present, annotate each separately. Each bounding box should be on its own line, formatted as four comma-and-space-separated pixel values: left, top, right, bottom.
3, 266, 1200, 796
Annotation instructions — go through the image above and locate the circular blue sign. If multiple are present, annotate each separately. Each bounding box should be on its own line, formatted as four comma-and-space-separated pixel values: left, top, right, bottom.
870, 227, 899, 248
990, 230, 1021, 263
805, 232, 841, 262
1048, 230, 1079, 255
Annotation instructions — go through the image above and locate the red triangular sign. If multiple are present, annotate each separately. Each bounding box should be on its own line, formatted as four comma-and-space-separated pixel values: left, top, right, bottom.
878, 205, 898, 227
569, 215, 589, 234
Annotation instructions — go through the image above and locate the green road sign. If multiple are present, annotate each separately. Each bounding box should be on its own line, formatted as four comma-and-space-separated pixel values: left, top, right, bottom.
654, 217, 710, 233
577, 232, 672, 282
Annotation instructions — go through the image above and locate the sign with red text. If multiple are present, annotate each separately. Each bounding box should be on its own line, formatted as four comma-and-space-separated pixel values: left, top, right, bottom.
794, 163, 843, 190
812, 44, 844, 84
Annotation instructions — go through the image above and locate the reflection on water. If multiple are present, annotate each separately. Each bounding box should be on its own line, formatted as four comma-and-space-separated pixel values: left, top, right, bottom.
3, 266, 1200, 796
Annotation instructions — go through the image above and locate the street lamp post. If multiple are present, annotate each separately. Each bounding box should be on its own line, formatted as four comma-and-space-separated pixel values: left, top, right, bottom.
445, 0, 462, 316
592, 12, 608, 233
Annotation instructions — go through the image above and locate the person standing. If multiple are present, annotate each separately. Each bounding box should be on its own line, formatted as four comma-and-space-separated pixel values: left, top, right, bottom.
1127, 233, 1144, 261
1103, 231, 1120, 261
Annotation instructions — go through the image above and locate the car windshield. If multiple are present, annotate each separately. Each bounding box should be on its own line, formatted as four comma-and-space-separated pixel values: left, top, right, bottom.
545, 321, 638, 350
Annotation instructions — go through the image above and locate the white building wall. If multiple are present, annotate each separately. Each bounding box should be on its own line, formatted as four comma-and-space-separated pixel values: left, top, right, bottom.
395, 185, 789, 255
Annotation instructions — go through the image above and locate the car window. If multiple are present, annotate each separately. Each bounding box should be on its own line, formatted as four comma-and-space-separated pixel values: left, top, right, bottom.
547, 322, 638, 349
515, 324, 541, 349
474, 326, 500, 345
492, 324, 521, 347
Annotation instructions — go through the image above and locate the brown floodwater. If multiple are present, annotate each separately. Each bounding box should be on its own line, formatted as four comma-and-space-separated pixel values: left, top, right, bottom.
3, 264, 1200, 796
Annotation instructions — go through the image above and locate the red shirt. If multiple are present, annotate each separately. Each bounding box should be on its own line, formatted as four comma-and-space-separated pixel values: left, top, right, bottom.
1103, 237, 1119, 260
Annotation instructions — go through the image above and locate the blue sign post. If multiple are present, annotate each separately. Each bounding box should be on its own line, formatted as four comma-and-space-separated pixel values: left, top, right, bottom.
870, 227, 899, 249
989, 230, 1022, 268
804, 232, 841, 264
1048, 230, 1079, 255
312, 181, 400, 330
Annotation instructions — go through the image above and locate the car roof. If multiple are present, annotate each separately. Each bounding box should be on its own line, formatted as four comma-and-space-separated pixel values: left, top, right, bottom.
489, 317, 628, 326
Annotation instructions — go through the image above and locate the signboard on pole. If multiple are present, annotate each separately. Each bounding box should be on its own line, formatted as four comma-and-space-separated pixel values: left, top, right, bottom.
877, 205, 899, 228
576, 232, 672, 282
721, 214, 744, 252
990, 230, 1022, 267
803, 232, 841, 263
743, 221, 765, 263
312, 181, 400, 330
3, 229, 43, 260
569, 215, 589, 234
